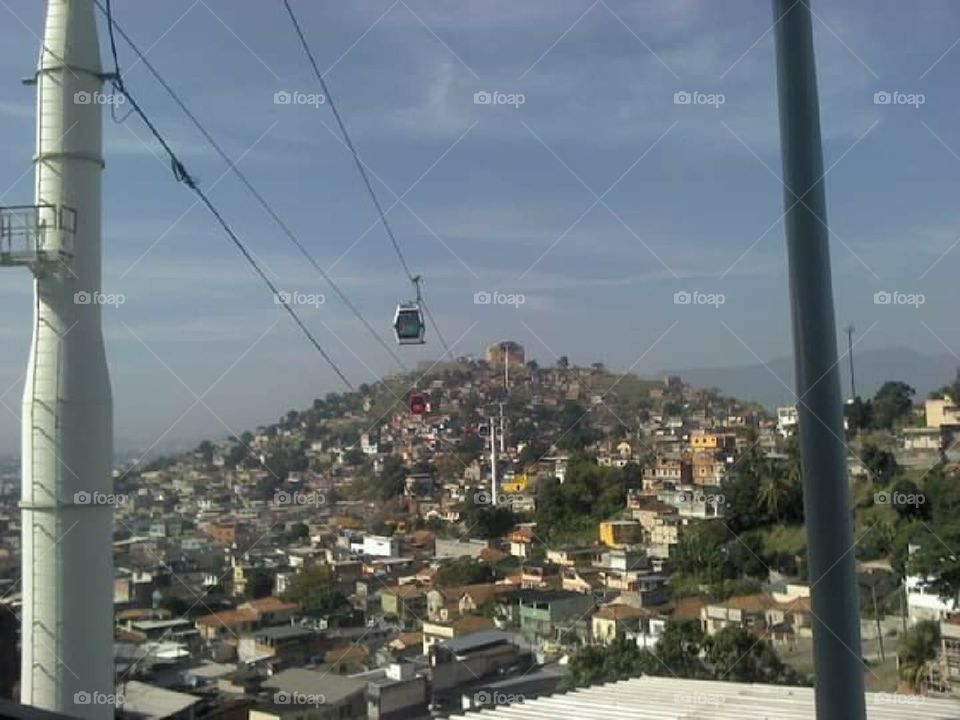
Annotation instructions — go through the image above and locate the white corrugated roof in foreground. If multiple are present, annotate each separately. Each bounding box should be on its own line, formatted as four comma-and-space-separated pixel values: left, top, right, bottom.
449, 676, 960, 719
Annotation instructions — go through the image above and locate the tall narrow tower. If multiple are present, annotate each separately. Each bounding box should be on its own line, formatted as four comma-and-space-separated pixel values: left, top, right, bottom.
15, 0, 113, 716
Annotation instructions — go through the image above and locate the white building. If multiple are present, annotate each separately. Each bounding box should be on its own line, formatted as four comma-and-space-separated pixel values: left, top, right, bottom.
363, 534, 401, 558
777, 406, 798, 437
906, 572, 957, 623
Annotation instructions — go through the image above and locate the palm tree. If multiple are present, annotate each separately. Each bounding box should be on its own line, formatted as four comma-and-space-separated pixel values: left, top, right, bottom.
757, 458, 789, 520
898, 620, 940, 693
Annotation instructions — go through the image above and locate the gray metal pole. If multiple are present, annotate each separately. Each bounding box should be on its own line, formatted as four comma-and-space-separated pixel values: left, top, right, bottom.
846, 324, 857, 399
771, 2, 866, 718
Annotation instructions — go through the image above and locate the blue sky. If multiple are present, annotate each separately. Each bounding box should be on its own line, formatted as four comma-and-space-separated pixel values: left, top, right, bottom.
1, 0, 959, 453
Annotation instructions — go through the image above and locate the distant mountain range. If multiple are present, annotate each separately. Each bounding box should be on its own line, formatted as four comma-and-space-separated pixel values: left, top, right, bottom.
664, 347, 959, 409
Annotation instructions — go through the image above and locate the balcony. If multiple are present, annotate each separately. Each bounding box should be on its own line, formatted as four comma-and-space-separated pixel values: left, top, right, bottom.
0, 204, 75, 268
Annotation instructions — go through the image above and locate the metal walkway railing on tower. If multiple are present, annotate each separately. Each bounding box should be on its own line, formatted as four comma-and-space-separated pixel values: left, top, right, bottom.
0, 204, 75, 269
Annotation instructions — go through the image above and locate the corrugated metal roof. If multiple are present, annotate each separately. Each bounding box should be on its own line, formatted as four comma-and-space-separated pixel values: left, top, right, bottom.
448, 676, 960, 719
440, 629, 511, 654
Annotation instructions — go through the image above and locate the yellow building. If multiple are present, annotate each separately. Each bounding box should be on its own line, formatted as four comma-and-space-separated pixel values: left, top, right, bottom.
689, 431, 736, 452
926, 396, 960, 429
500, 474, 528, 494
599, 520, 644, 548
592, 605, 651, 645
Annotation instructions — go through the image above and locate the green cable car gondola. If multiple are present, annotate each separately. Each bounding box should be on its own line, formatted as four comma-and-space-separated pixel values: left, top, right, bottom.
393, 276, 426, 345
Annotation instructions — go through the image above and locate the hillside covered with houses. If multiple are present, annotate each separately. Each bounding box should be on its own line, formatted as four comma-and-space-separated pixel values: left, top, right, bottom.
3, 341, 960, 716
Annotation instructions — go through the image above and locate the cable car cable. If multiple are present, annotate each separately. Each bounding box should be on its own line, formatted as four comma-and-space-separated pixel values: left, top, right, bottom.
281, 0, 453, 358
94, 0, 407, 373
102, 0, 355, 391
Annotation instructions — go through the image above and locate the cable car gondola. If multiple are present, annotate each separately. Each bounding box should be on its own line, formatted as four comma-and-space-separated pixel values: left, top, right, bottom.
393, 276, 426, 345
408, 391, 427, 415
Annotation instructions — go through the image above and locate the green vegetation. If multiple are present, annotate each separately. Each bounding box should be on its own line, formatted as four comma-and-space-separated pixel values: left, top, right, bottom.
282, 565, 348, 617
243, 569, 275, 599
897, 620, 940, 691
560, 620, 809, 690
534, 455, 642, 540
434, 557, 494, 587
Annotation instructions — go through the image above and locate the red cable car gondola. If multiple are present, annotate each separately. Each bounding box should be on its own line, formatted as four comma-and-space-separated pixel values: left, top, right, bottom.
409, 391, 427, 415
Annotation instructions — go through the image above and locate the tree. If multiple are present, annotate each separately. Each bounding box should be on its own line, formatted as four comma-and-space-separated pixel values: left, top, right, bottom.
672, 523, 730, 585
284, 522, 310, 545
861, 443, 898, 486
470, 506, 518, 539
758, 461, 789, 521
343, 448, 365, 466
283, 566, 348, 617
376, 456, 408, 500
561, 638, 662, 690
435, 557, 493, 587
656, 619, 708, 678
897, 620, 940, 692
872, 381, 915, 429
703, 626, 807, 684
196, 440, 214, 465
244, 569, 275, 600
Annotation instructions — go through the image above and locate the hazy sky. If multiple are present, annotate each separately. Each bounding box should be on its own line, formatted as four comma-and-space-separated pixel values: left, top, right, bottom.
0, 0, 959, 454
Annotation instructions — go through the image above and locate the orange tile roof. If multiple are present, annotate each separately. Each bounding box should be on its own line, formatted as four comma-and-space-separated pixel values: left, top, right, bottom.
774, 595, 812, 613
712, 593, 775, 613
324, 644, 368, 664
389, 631, 423, 649
449, 615, 495, 634
671, 597, 706, 621
594, 605, 651, 622
383, 584, 427, 600
245, 597, 300, 613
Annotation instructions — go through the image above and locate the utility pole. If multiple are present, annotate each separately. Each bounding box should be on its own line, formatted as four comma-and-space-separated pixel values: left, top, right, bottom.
871, 579, 885, 662
772, 1, 866, 718
845, 324, 857, 400
489, 416, 498, 506
499, 401, 505, 454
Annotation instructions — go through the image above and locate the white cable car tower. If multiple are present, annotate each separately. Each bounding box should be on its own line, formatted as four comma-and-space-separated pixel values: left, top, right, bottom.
1, 0, 114, 716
